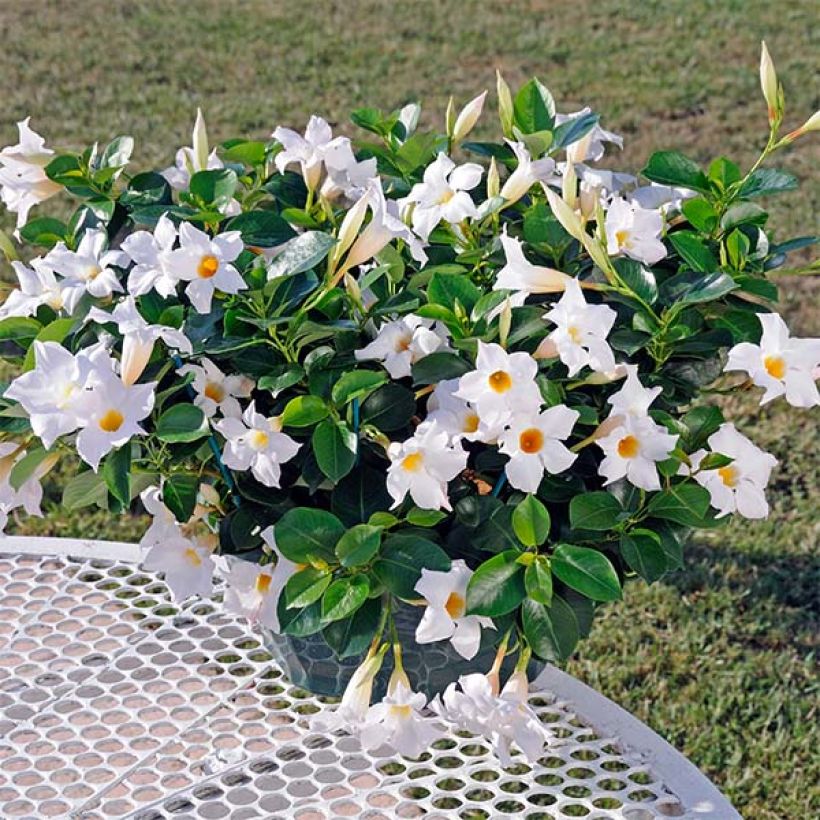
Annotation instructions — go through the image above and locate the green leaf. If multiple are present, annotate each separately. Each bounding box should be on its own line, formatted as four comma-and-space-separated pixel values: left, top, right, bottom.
522, 596, 579, 661
331, 370, 387, 405
682, 198, 718, 232
332, 466, 392, 527
642, 150, 710, 194
646, 483, 711, 526
281, 395, 329, 427
9, 447, 51, 491
659, 270, 737, 306
738, 168, 797, 199
335, 524, 382, 567
373, 534, 451, 599
257, 364, 305, 395
312, 419, 357, 484
156, 404, 209, 443
411, 351, 471, 385
512, 495, 550, 547
669, 231, 719, 273
721, 202, 767, 230
360, 384, 416, 431
513, 77, 555, 133
698, 452, 734, 471
275, 507, 344, 563
321, 574, 370, 622
0, 317, 41, 347
551, 111, 599, 151
163, 473, 199, 522
620, 530, 666, 584
524, 556, 553, 606
19, 217, 67, 248
277, 598, 322, 637
551, 543, 621, 601
221, 139, 268, 166
102, 445, 131, 506
189, 168, 238, 209
119, 171, 173, 207
322, 597, 381, 659
62, 470, 107, 510
681, 405, 724, 450
267, 231, 337, 278
406, 508, 447, 527
284, 566, 331, 609
466, 550, 526, 617
613, 258, 658, 304
569, 492, 623, 531
427, 271, 481, 314
225, 210, 295, 248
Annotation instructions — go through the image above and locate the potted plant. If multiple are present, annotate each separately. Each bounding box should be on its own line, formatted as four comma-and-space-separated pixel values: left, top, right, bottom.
0, 44, 816, 762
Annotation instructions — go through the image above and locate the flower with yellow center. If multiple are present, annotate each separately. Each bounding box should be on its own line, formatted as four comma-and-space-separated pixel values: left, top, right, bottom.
197, 254, 219, 279
0, 259, 84, 321
178, 357, 253, 418
45, 228, 127, 299
425, 378, 503, 446
604, 197, 667, 266
142, 533, 215, 602
355, 314, 449, 379
415, 560, 494, 660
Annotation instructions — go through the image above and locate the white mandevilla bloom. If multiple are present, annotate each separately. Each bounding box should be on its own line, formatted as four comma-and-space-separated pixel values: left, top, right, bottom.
87, 296, 192, 386
543, 277, 617, 377
425, 379, 504, 444
597, 413, 678, 491
498, 405, 579, 493
555, 107, 623, 163
122, 213, 181, 298
178, 357, 253, 418
138, 485, 182, 549
725, 312, 820, 408
74, 359, 156, 471
404, 153, 482, 241
604, 197, 667, 265
0, 258, 83, 319
320, 138, 377, 203
169, 222, 246, 314
415, 560, 494, 660
354, 314, 448, 379
386, 421, 468, 511
272, 115, 340, 193
606, 364, 663, 421
493, 230, 572, 296
500, 140, 558, 204
359, 665, 444, 757
630, 182, 694, 214
0, 119, 61, 229
689, 423, 778, 519
215, 402, 300, 488
142, 532, 215, 601
4, 341, 109, 448
46, 229, 127, 299
456, 341, 542, 421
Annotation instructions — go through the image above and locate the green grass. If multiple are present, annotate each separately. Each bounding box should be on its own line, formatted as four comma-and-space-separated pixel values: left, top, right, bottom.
0, 1, 817, 816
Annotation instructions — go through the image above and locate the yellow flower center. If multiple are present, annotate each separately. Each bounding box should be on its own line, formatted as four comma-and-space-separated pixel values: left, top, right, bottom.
568, 325, 582, 344
184, 547, 202, 567
98, 408, 124, 433
255, 573, 273, 594
488, 370, 512, 393
519, 428, 544, 454
463, 413, 480, 434
197, 254, 220, 279
438, 188, 456, 205
85, 264, 102, 281
401, 452, 424, 472
389, 704, 413, 719
718, 465, 739, 487
763, 355, 786, 380
394, 333, 413, 353
617, 434, 640, 458
445, 591, 466, 619
204, 381, 225, 403
615, 229, 630, 248
249, 429, 270, 450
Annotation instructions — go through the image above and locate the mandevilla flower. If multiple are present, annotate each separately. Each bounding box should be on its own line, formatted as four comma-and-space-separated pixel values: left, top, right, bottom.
555, 107, 623, 163
493, 229, 573, 296
426, 379, 504, 444
725, 312, 820, 407
142, 532, 215, 601
500, 140, 557, 204
0, 258, 82, 319
122, 213, 181, 298
604, 197, 667, 265
355, 314, 448, 379
273, 114, 338, 193
0, 443, 50, 533
46, 228, 127, 299
178, 357, 254, 418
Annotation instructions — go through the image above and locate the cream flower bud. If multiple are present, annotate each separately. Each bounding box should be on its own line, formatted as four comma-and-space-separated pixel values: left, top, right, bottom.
487, 157, 500, 198
496, 70, 514, 137
192, 108, 209, 172
562, 156, 578, 210
498, 296, 512, 347
445, 96, 456, 139
451, 91, 487, 144
331, 187, 371, 270
759, 41, 780, 123
533, 336, 559, 360
120, 335, 155, 387
787, 109, 820, 141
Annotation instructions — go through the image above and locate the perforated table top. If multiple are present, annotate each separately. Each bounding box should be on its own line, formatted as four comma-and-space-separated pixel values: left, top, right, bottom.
0, 536, 740, 820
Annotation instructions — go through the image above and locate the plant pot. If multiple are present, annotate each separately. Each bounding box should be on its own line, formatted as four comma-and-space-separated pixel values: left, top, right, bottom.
262, 600, 543, 699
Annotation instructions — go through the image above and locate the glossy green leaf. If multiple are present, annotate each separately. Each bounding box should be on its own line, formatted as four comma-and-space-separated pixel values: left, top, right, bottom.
281, 395, 329, 427
373, 534, 450, 599
512, 495, 550, 547
569, 492, 623, 531
335, 524, 382, 567
284, 566, 332, 609
321, 573, 370, 622
275, 507, 345, 563
156, 404, 209, 443
551, 543, 621, 601
466, 550, 526, 616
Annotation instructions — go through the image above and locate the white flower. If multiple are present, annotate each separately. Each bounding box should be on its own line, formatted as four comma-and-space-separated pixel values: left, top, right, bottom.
425, 379, 503, 443
0, 258, 83, 319
434, 669, 549, 766
493, 230, 573, 296
0, 444, 48, 531
604, 197, 667, 265
405, 153, 482, 240
87, 296, 192, 386
138, 485, 182, 549
688, 423, 777, 519
386, 421, 468, 511
4, 341, 109, 448
543, 278, 617, 376
320, 138, 378, 203
359, 668, 444, 757
630, 182, 694, 214
178, 357, 253, 418
142, 532, 215, 601
354, 314, 448, 379
555, 108, 623, 163
456, 341, 542, 421
415, 560, 494, 660
74, 362, 156, 471
500, 140, 558, 204
46, 229, 127, 299
169, 222, 246, 313
725, 313, 820, 407
122, 213, 181, 298
0, 119, 61, 229
498, 405, 579, 493
273, 115, 339, 193
215, 402, 300, 488
597, 413, 678, 491
223, 546, 300, 633
606, 364, 663, 420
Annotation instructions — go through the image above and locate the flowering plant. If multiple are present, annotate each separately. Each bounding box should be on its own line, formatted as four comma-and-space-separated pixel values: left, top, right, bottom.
0, 44, 817, 760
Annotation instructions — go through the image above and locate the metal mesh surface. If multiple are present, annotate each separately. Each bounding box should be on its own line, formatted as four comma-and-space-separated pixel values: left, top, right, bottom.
0, 542, 736, 819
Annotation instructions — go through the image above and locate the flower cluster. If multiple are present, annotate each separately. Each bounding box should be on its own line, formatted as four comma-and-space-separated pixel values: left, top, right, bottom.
0, 45, 817, 763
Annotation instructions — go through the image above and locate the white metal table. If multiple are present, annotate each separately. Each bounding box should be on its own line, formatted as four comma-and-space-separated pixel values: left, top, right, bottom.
0, 536, 740, 820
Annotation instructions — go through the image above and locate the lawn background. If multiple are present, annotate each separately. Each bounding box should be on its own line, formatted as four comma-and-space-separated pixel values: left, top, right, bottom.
0, 1, 817, 816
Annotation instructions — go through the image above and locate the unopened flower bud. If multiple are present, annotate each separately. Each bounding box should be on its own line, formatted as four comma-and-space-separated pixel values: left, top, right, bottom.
759, 41, 781, 124
192, 108, 209, 172
496, 70, 514, 137
487, 157, 500, 198
451, 91, 487, 144
786, 109, 820, 141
